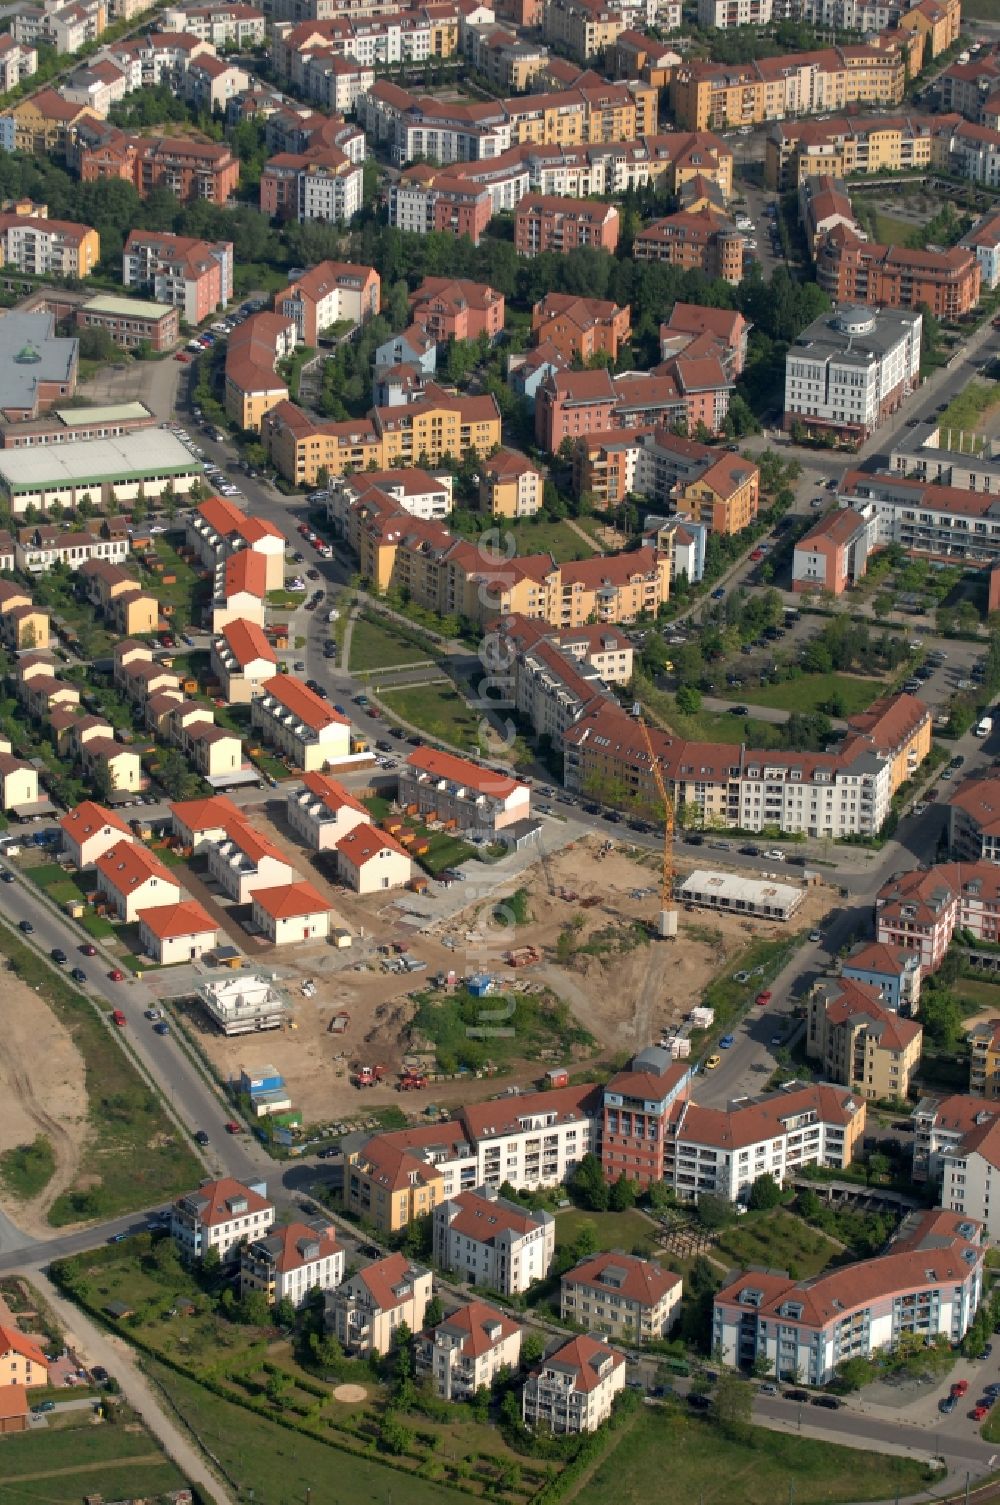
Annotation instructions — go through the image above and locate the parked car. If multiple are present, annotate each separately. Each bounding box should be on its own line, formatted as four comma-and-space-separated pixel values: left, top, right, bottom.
194, 1129, 209, 1145
784, 1389, 810, 1403
705, 1053, 721, 1070
812, 1396, 840, 1410
756, 990, 772, 1006
18, 919, 32, 934
719, 1034, 735, 1049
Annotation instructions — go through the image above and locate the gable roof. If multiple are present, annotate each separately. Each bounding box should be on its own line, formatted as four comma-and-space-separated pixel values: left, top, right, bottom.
405, 746, 522, 798
563, 1252, 681, 1308
137, 899, 218, 940
0, 1324, 46, 1368
335, 823, 409, 866
59, 800, 131, 842
252, 879, 334, 920
95, 839, 180, 896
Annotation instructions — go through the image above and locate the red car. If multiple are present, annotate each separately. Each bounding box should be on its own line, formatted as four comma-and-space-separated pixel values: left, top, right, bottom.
756, 990, 772, 1006
109, 968, 125, 982
224, 1121, 243, 1134
973, 1405, 989, 1421
298, 523, 310, 536
112, 1009, 126, 1027
952, 1380, 970, 1397
750, 549, 764, 561
173, 352, 191, 363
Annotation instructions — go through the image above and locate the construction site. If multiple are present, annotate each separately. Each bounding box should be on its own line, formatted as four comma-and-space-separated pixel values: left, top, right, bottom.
185, 836, 837, 1130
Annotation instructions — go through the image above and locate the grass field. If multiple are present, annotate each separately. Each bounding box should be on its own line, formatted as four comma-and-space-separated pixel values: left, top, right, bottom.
144, 1358, 498, 1505
381, 681, 485, 752
0, 1134, 55, 1200
0, 1421, 187, 1504
349, 614, 434, 673
0, 923, 201, 1226
937, 381, 1000, 436
954, 976, 1000, 1011
554, 1206, 658, 1256
490, 517, 598, 563
718, 673, 882, 716
715, 1208, 841, 1279
573, 1406, 938, 1505
869, 211, 917, 246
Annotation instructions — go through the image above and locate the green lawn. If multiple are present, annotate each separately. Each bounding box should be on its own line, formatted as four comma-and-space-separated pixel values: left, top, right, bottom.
715, 1208, 841, 1279
0, 1134, 55, 1200
0, 1421, 187, 1504
937, 380, 1000, 437
0, 923, 201, 1226
573, 1406, 939, 1505
554, 1206, 658, 1256
381, 681, 485, 753
497, 517, 598, 563
144, 1360, 473, 1505
954, 976, 1000, 1011
869, 211, 917, 246
717, 673, 883, 716
349, 614, 434, 673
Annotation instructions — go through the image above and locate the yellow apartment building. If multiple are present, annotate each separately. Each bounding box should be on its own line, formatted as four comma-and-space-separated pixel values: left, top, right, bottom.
677, 455, 760, 536
807, 979, 923, 1102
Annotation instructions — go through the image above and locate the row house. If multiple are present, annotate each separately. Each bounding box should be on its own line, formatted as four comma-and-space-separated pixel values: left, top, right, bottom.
15, 521, 128, 574
0, 751, 40, 814
59, 799, 134, 869
122, 230, 233, 325
205, 816, 295, 904
224, 312, 296, 432
285, 770, 370, 851
250, 674, 352, 773
160, 2, 267, 47
398, 745, 531, 834
0, 581, 49, 651
95, 839, 182, 922
209, 618, 277, 704
249, 878, 334, 946
714, 1207, 982, 1385
211, 550, 268, 631
186, 495, 285, 590
78, 558, 157, 637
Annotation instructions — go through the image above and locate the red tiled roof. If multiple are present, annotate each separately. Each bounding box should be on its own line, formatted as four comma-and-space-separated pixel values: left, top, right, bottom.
335, 824, 409, 866
177, 1176, 273, 1228
564, 1252, 681, 1308
220, 617, 276, 668
428, 1300, 520, 1359
96, 839, 180, 896
252, 879, 334, 920
260, 674, 350, 733
356, 1251, 427, 1312
444, 1189, 545, 1243
0, 1324, 46, 1368
405, 746, 523, 798
138, 899, 217, 940
59, 800, 131, 841
538, 1334, 624, 1393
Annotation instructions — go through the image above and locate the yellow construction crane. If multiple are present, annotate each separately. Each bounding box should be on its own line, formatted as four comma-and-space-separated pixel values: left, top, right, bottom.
637, 712, 678, 940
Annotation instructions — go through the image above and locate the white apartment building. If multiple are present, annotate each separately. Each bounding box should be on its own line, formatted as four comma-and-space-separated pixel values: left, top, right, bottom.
0, 217, 99, 279
714, 1209, 983, 1386
734, 746, 892, 840
328, 469, 453, 527
398, 747, 531, 834
0, 37, 37, 90
939, 1118, 1000, 1243
285, 771, 371, 851
697, 0, 772, 24
161, 3, 267, 47
784, 306, 922, 443
297, 157, 363, 224
251, 675, 352, 773
664, 1083, 866, 1203
325, 1253, 432, 1357
240, 1218, 344, 1307
416, 1302, 523, 1401
462, 1086, 602, 1193
561, 1253, 682, 1344
171, 1177, 275, 1263
433, 1187, 555, 1297
522, 1335, 626, 1434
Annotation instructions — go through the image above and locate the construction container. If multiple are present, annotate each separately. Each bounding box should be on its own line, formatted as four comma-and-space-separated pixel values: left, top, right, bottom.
545, 1067, 569, 1089
689, 1005, 714, 1030
241, 1066, 284, 1095
331, 928, 352, 948
468, 974, 493, 997
249, 1089, 293, 1117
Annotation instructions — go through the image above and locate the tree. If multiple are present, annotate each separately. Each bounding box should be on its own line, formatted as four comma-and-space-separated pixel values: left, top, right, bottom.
424, 1294, 444, 1329
866, 1152, 891, 1186
202, 1245, 221, 1274
240, 1290, 271, 1326
521, 1331, 545, 1366
919, 986, 964, 1051
836, 1356, 875, 1391
748, 1173, 781, 1211
712, 1373, 753, 1438
696, 1194, 737, 1231
379, 1413, 413, 1455
676, 684, 702, 714
609, 1174, 637, 1212
274, 1297, 296, 1328
570, 1152, 610, 1211
266, 1369, 292, 1407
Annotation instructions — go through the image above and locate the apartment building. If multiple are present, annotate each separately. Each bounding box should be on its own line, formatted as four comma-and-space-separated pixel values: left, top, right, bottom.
798, 173, 862, 255
325, 1253, 432, 1357
0, 36, 37, 92
0, 214, 99, 278
123, 230, 233, 325
160, 2, 266, 47
819, 228, 981, 319
672, 44, 905, 133
767, 111, 950, 191
327, 468, 451, 529
260, 147, 363, 224
9, 90, 97, 157
240, 1218, 343, 1307
698, 0, 771, 22
480, 450, 543, 518
531, 292, 630, 364
601, 1047, 692, 1189
561, 1253, 682, 1343
13, 0, 106, 56
497, 612, 632, 740
784, 305, 923, 443
390, 167, 494, 245
275, 261, 380, 344
806, 976, 923, 1100
262, 389, 501, 486
877, 861, 1000, 972
171, 1176, 275, 1262
542, 0, 635, 61
949, 773, 1000, 864
408, 277, 504, 344
416, 1303, 523, 1401
251, 674, 352, 773
78, 128, 239, 204
210, 620, 277, 704
211, 551, 267, 632
433, 1187, 555, 1296
836, 467, 1000, 570
968, 1020, 1000, 1101
180, 54, 250, 112
224, 312, 296, 433
76, 295, 179, 354
714, 1207, 983, 1385
841, 938, 923, 1014
633, 206, 745, 284
464, 24, 549, 92
522, 1335, 626, 1433
514, 194, 619, 256
961, 209, 1000, 293
938, 48, 1000, 122
792, 506, 873, 595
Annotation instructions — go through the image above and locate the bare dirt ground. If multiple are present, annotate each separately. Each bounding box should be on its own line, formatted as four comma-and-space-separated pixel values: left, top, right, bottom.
190, 838, 837, 1131
0, 971, 88, 1236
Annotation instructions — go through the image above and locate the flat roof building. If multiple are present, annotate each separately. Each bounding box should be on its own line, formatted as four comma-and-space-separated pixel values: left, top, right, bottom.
0, 309, 78, 422
676, 868, 805, 921
0, 429, 201, 513
784, 304, 922, 445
